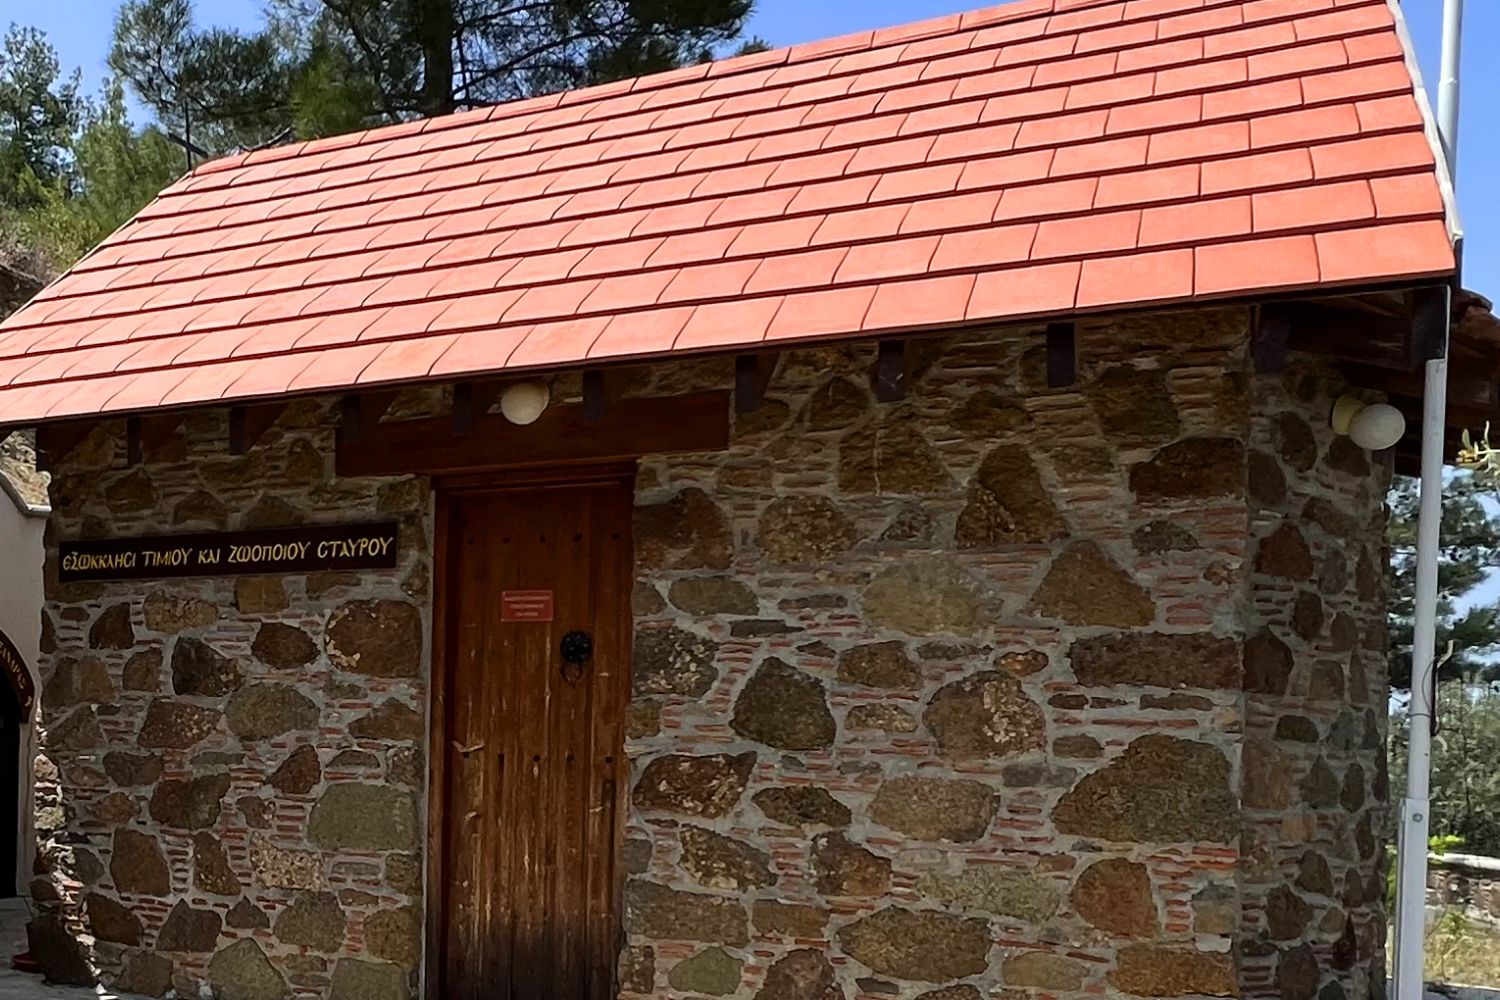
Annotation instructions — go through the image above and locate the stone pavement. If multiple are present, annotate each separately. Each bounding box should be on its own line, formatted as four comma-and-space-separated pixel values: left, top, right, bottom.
0, 899, 117, 1000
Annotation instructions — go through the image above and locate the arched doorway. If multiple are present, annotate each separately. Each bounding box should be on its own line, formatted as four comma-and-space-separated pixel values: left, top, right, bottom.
0, 628, 34, 900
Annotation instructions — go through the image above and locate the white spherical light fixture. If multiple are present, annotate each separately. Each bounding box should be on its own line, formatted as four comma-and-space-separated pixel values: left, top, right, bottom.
1347, 402, 1407, 451
1330, 395, 1406, 452
500, 380, 550, 425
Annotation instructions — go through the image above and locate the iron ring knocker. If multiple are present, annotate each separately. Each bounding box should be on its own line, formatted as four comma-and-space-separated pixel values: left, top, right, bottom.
560, 630, 593, 686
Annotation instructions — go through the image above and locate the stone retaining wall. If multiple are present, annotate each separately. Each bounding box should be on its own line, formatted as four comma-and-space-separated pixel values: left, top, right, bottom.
30, 309, 1390, 1000
1429, 854, 1500, 923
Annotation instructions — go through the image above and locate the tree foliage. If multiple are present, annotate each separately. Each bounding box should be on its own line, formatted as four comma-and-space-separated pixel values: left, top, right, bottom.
0, 25, 84, 214
1386, 472, 1500, 688
1390, 682, 1500, 856
21, 83, 181, 268
109, 0, 297, 161
0, 24, 181, 276
274, 0, 756, 119
108, 0, 757, 153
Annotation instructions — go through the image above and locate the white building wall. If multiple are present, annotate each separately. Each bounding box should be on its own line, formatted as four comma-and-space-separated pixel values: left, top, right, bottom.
0, 475, 45, 896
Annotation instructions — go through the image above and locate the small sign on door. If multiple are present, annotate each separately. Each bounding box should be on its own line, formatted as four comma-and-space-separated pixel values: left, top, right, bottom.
501, 590, 555, 622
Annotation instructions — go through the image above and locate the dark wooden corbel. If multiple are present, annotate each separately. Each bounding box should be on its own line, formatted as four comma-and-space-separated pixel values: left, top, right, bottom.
583, 370, 607, 425
35, 421, 96, 473
1408, 285, 1451, 366
872, 340, 906, 403
1253, 305, 1291, 375
228, 403, 287, 456
1045, 322, 1077, 388
339, 391, 398, 446
452, 382, 503, 437
735, 355, 776, 414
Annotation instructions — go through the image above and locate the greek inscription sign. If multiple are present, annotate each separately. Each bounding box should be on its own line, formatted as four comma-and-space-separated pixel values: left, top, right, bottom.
58, 523, 400, 582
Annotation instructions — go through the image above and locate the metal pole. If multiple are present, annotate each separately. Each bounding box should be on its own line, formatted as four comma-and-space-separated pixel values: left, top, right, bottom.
1436, 0, 1464, 176
1393, 3, 1462, 998
1392, 351, 1447, 1000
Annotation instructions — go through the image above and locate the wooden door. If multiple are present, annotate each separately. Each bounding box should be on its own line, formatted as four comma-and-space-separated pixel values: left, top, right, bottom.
433, 470, 633, 1000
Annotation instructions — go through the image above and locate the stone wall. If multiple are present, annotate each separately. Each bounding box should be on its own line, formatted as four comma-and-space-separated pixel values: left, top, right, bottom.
1238, 368, 1392, 1000
621, 315, 1386, 1000
34, 399, 432, 998
1429, 854, 1500, 923
29, 309, 1391, 1000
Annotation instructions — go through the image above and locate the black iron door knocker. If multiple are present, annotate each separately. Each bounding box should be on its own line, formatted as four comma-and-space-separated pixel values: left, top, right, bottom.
560, 630, 593, 685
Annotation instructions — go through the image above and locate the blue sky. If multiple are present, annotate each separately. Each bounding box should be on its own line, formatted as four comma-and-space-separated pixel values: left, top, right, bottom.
20, 0, 1500, 299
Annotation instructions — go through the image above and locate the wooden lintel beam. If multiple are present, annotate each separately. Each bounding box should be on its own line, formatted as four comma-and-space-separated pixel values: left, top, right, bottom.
336, 390, 731, 478
1408, 285, 1451, 366
228, 403, 287, 456
583, 370, 607, 425
1045, 322, 1077, 388
873, 341, 907, 402
1252, 305, 1291, 375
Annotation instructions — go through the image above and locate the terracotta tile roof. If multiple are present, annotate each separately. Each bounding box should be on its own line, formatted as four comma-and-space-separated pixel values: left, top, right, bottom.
0, 0, 1457, 424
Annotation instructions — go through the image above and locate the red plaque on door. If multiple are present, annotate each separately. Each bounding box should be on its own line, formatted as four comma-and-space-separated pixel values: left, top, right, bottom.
501, 590, 555, 622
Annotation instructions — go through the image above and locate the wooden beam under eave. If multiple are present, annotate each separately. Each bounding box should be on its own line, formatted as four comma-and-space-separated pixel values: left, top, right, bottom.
452, 381, 503, 437
873, 341, 907, 402
336, 391, 731, 478
337, 391, 400, 446
1283, 302, 1411, 370
1045, 323, 1076, 388
734, 355, 775, 415
583, 370, 607, 425
35, 421, 98, 472
1252, 305, 1290, 375
126, 418, 143, 466
1339, 362, 1495, 418
1408, 285, 1451, 366
229, 403, 287, 456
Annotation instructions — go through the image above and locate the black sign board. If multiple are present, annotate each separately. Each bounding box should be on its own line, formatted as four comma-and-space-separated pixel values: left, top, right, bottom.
59, 522, 400, 583
0, 628, 34, 720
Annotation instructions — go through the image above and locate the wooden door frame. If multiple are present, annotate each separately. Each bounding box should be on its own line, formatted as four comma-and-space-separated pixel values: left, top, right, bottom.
424, 462, 637, 1000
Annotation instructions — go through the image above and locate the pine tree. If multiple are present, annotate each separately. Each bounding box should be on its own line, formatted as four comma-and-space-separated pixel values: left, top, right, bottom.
1386, 472, 1500, 688
0, 25, 84, 214
111, 0, 757, 153
19, 82, 181, 271
108, 0, 297, 163
274, 0, 756, 120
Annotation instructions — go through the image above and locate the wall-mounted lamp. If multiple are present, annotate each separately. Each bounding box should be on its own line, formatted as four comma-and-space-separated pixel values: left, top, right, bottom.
1330, 395, 1407, 452
500, 380, 551, 425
